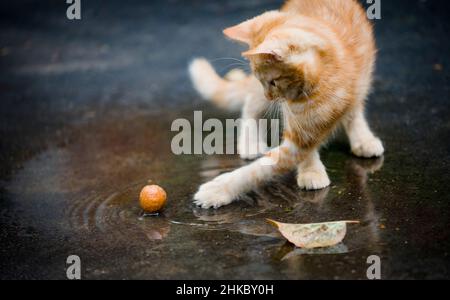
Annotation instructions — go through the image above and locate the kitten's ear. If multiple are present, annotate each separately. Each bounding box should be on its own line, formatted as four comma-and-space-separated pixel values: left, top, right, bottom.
242, 40, 282, 61
223, 11, 283, 45
223, 21, 253, 44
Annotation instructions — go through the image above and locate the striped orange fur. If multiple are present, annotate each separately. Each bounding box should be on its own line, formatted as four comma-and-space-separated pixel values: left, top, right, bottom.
189, 0, 384, 209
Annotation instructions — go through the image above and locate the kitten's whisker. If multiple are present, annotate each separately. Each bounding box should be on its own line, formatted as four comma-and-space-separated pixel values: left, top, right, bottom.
262, 102, 272, 119
263, 101, 275, 119
219, 63, 249, 74
222, 62, 247, 68
210, 57, 247, 64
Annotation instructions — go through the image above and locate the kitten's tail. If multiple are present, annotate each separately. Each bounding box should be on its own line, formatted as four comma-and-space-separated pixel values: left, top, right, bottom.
189, 58, 256, 111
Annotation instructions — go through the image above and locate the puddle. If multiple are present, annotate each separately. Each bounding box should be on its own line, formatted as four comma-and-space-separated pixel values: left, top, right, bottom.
2, 105, 447, 279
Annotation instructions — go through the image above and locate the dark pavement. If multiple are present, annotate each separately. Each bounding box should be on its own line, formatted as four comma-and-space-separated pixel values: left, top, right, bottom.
0, 0, 449, 279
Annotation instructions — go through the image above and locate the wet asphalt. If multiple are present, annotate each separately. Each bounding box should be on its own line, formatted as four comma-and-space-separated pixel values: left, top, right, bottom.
0, 0, 449, 279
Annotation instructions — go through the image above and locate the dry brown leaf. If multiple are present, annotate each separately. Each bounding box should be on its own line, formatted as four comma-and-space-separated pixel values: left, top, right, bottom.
267, 219, 359, 249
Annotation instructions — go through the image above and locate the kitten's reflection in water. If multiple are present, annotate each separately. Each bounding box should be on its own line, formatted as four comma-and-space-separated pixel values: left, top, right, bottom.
194, 154, 384, 256
276, 156, 384, 277
346, 156, 384, 246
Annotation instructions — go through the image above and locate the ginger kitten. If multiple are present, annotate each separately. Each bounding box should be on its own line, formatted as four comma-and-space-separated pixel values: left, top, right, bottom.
189, 0, 384, 209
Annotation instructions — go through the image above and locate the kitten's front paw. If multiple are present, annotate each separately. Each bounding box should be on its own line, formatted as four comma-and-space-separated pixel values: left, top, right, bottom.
297, 170, 331, 190
238, 141, 268, 160
352, 137, 384, 158
193, 173, 237, 209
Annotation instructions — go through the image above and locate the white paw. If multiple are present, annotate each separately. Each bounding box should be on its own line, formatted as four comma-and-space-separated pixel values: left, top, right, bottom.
193, 173, 237, 209
352, 137, 384, 158
238, 141, 268, 160
297, 170, 331, 190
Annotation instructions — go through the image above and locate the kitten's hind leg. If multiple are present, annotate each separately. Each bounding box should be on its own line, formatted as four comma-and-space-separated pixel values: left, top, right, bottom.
296, 149, 330, 190
343, 107, 384, 158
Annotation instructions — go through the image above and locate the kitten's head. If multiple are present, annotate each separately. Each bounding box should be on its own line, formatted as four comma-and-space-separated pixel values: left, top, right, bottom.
224, 11, 331, 102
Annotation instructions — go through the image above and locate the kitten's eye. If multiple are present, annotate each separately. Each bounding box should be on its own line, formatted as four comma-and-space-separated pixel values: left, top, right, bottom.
269, 80, 276, 87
